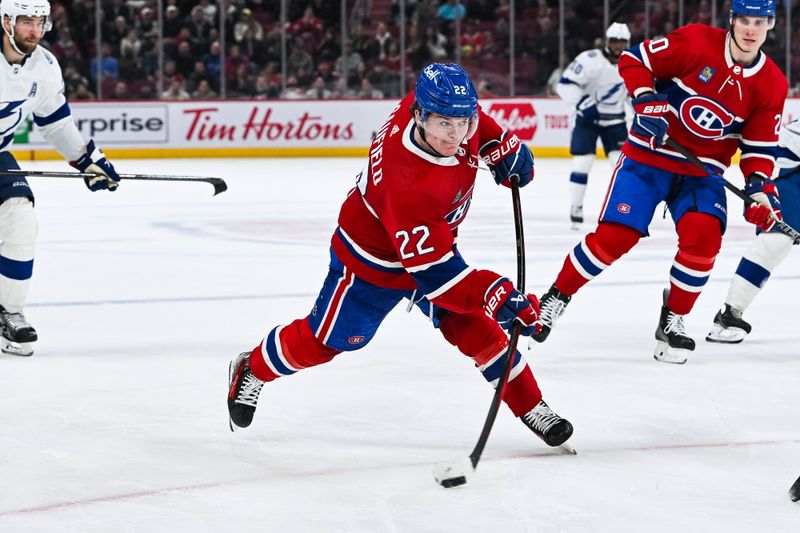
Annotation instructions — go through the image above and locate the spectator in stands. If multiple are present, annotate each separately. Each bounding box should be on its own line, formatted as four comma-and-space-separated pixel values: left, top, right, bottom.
105, 0, 132, 24
192, 79, 218, 99
477, 79, 498, 98
138, 82, 156, 100
356, 78, 384, 99
334, 42, 363, 85
174, 40, 196, 78
287, 40, 314, 79
287, 6, 323, 47
306, 76, 332, 99
437, 0, 466, 24
188, 5, 212, 53
188, 60, 216, 93
72, 81, 96, 100
406, 24, 432, 71
229, 63, 256, 97
368, 63, 400, 97
89, 42, 119, 82
161, 77, 190, 100
163, 5, 184, 41
234, 8, 263, 43
315, 27, 341, 63
425, 25, 449, 61
254, 73, 279, 99
203, 40, 223, 79
109, 80, 131, 99
412, 0, 438, 27
198, 0, 218, 24
280, 75, 306, 99
224, 44, 252, 86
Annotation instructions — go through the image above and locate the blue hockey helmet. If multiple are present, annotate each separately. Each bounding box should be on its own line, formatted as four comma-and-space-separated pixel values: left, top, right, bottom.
414, 63, 478, 120
730, 0, 776, 29
731, 0, 776, 18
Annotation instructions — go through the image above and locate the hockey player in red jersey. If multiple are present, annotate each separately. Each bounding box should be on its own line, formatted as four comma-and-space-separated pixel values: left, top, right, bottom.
531, 0, 787, 364
227, 63, 574, 448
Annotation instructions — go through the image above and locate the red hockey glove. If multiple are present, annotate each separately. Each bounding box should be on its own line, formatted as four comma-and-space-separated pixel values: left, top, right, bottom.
479, 131, 534, 188
744, 175, 782, 231
483, 277, 542, 336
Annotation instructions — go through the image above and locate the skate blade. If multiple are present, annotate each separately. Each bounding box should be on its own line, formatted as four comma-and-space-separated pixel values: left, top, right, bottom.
227, 360, 237, 432
705, 324, 746, 344
559, 442, 577, 455
1, 339, 33, 356
653, 341, 688, 364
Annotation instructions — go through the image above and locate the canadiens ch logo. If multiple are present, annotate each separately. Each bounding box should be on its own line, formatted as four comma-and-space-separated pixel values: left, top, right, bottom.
698, 66, 715, 83
679, 96, 734, 139
348, 335, 366, 345
617, 203, 631, 214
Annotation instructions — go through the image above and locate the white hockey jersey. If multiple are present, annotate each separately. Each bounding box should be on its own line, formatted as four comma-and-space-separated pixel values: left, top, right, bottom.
557, 49, 628, 127
775, 120, 800, 173
0, 43, 85, 160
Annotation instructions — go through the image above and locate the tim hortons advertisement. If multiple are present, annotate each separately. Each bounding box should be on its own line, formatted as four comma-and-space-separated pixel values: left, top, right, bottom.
21, 98, 800, 152
22, 99, 573, 150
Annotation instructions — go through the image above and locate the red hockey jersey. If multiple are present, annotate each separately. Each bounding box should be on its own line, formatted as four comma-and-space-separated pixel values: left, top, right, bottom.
619, 24, 787, 178
331, 92, 508, 314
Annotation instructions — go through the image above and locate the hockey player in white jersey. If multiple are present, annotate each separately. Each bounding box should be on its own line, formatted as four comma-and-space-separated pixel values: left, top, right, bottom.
557, 22, 631, 229
706, 119, 800, 343
0, 0, 120, 356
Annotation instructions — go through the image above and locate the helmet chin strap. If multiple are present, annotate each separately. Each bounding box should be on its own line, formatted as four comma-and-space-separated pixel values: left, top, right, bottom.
3, 19, 28, 56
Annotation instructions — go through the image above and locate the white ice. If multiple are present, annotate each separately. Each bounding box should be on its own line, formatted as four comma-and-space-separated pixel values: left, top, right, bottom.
0, 156, 798, 532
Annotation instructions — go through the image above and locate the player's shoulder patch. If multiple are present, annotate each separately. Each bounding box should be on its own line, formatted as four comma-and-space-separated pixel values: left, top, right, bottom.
587, 50, 598, 58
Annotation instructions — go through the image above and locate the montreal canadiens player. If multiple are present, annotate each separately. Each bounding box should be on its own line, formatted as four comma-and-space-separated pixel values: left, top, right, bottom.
0, 0, 121, 356
227, 63, 574, 449
557, 22, 631, 230
531, 0, 787, 364
707, 119, 800, 343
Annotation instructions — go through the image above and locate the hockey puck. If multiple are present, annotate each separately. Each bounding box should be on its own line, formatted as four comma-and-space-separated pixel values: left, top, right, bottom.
432, 457, 473, 488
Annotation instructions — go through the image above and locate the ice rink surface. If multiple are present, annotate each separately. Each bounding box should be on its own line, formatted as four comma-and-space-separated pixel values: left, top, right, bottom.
0, 156, 797, 532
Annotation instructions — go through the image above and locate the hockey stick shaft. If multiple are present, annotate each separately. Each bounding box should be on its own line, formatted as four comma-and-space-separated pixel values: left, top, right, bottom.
664, 138, 800, 242
468, 176, 525, 469
0, 169, 228, 196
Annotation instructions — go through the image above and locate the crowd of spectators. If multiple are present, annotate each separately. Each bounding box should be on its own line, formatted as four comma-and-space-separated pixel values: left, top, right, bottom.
44, 0, 800, 102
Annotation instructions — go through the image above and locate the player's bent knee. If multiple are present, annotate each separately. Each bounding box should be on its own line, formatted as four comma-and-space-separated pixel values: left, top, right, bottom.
438, 311, 507, 363
677, 213, 721, 256
572, 154, 596, 174
589, 222, 641, 260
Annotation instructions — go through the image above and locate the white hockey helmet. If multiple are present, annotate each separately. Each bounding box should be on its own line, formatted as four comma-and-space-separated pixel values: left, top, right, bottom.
606, 22, 631, 42
1, 0, 52, 53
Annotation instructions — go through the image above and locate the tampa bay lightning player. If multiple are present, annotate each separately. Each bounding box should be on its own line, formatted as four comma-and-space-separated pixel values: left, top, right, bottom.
0, 0, 120, 356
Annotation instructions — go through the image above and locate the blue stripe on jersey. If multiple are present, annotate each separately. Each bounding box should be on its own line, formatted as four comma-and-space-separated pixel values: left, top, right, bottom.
734, 257, 771, 288
265, 326, 296, 376
481, 350, 521, 383
558, 77, 579, 85
334, 227, 405, 274
410, 249, 469, 297
669, 265, 708, 288
572, 242, 604, 277
0, 256, 32, 280
569, 172, 588, 185
739, 140, 776, 159
33, 101, 71, 127
776, 146, 800, 164
624, 45, 645, 63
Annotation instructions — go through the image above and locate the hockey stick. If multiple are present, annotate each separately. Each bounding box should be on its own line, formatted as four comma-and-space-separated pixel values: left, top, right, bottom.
433, 176, 525, 488
0, 169, 228, 196
664, 138, 800, 242
790, 475, 800, 502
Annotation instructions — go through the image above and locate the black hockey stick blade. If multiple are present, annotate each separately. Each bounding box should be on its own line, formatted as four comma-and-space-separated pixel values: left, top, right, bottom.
790, 475, 800, 502
664, 138, 800, 242
0, 169, 228, 196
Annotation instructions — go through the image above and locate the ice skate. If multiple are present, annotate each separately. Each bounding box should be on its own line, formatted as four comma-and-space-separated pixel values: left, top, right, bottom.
705, 304, 751, 344
531, 284, 571, 343
228, 351, 265, 431
520, 400, 576, 453
570, 205, 583, 231
0, 307, 37, 356
653, 290, 695, 364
